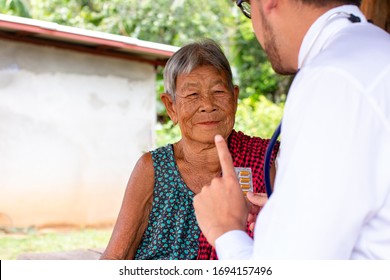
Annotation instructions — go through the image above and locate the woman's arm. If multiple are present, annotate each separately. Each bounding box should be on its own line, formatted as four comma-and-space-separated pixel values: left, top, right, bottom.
100, 152, 154, 259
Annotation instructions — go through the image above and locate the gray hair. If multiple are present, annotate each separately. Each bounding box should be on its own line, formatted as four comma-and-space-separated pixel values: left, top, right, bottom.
163, 39, 234, 100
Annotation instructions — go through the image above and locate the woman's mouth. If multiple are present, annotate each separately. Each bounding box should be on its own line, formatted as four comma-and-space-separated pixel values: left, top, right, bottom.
196, 121, 221, 129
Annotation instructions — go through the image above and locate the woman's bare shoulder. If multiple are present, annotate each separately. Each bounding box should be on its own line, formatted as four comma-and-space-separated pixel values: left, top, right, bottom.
126, 151, 154, 193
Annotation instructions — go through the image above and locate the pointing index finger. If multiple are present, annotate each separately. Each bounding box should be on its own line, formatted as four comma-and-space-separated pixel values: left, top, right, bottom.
215, 134, 236, 178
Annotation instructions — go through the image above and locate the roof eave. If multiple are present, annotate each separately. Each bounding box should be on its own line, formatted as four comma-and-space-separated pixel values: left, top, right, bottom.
0, 14, 179, 66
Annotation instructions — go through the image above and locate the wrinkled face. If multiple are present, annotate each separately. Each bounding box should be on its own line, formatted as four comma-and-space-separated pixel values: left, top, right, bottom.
163, 65, 239, 144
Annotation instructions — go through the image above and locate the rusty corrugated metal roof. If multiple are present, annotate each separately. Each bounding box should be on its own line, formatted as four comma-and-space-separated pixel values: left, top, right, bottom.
0, 14, 179, 66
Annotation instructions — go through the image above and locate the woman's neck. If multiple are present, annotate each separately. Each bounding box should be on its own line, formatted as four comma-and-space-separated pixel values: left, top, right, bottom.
173, 139, 222, 173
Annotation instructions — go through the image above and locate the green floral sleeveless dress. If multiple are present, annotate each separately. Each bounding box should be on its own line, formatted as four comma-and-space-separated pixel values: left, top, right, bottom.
135, 144, 200, 259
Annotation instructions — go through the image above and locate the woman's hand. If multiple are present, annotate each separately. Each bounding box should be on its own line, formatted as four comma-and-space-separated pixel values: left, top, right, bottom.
246, 192, 268, 231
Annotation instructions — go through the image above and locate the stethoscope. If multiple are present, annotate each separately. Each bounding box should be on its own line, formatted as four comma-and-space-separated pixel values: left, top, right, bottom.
264, 11, 361, 198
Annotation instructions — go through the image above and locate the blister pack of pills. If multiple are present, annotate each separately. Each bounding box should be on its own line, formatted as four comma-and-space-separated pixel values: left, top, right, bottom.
234, 167, 253, 196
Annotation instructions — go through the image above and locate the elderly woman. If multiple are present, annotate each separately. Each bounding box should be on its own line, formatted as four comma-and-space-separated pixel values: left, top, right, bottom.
100, 39, 279, 260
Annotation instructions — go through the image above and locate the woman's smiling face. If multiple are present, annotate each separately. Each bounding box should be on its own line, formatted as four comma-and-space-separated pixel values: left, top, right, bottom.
164, 65, 239, 144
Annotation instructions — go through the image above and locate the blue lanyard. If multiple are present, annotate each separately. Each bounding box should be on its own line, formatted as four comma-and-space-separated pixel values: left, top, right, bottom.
264, 122, 281, 197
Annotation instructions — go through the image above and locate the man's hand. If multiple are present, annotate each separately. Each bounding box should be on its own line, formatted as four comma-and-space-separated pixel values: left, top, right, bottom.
193, 134, 249, 247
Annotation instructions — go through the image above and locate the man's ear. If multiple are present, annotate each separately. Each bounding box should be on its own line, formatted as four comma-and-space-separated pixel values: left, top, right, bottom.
263, 0, 278, 13
160, 93, 178, 124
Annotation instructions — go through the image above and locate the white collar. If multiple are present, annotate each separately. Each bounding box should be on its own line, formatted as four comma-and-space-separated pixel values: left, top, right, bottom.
298, 5, 366, 69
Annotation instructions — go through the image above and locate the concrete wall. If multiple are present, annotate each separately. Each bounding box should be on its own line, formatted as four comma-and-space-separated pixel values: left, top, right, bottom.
0, 39, 156, 228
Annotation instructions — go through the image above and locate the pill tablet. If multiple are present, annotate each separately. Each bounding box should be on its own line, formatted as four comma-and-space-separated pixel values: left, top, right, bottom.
234, 167, 253, 196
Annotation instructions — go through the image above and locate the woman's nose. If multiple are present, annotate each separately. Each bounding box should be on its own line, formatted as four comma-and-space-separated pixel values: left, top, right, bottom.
199, 94, 217, 112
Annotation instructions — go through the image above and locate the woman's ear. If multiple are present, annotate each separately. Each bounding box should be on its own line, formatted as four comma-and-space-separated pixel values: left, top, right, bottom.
233, 85, 240, 102
233, 85, 240, 113
160, 93, 178, 124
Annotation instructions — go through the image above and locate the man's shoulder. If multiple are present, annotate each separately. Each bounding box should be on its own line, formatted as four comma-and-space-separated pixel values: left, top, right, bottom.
312, 23, 390, 84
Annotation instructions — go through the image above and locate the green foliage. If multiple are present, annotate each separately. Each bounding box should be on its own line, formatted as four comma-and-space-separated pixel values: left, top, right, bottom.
155, 120, 181, 148
235, 95, 284, 139
28, 0, 234, 47
0, 0, 31, 17
29, 0, 104, 28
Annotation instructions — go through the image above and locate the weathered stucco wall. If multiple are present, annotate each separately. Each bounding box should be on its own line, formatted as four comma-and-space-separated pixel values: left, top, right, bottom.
0, 39, 156, 228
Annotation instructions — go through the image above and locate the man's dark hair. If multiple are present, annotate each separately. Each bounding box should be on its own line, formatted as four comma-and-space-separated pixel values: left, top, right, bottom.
297, 0, 361, 7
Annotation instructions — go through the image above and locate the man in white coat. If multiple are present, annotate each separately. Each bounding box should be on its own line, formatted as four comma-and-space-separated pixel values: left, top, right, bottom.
194, 0, 390, 259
